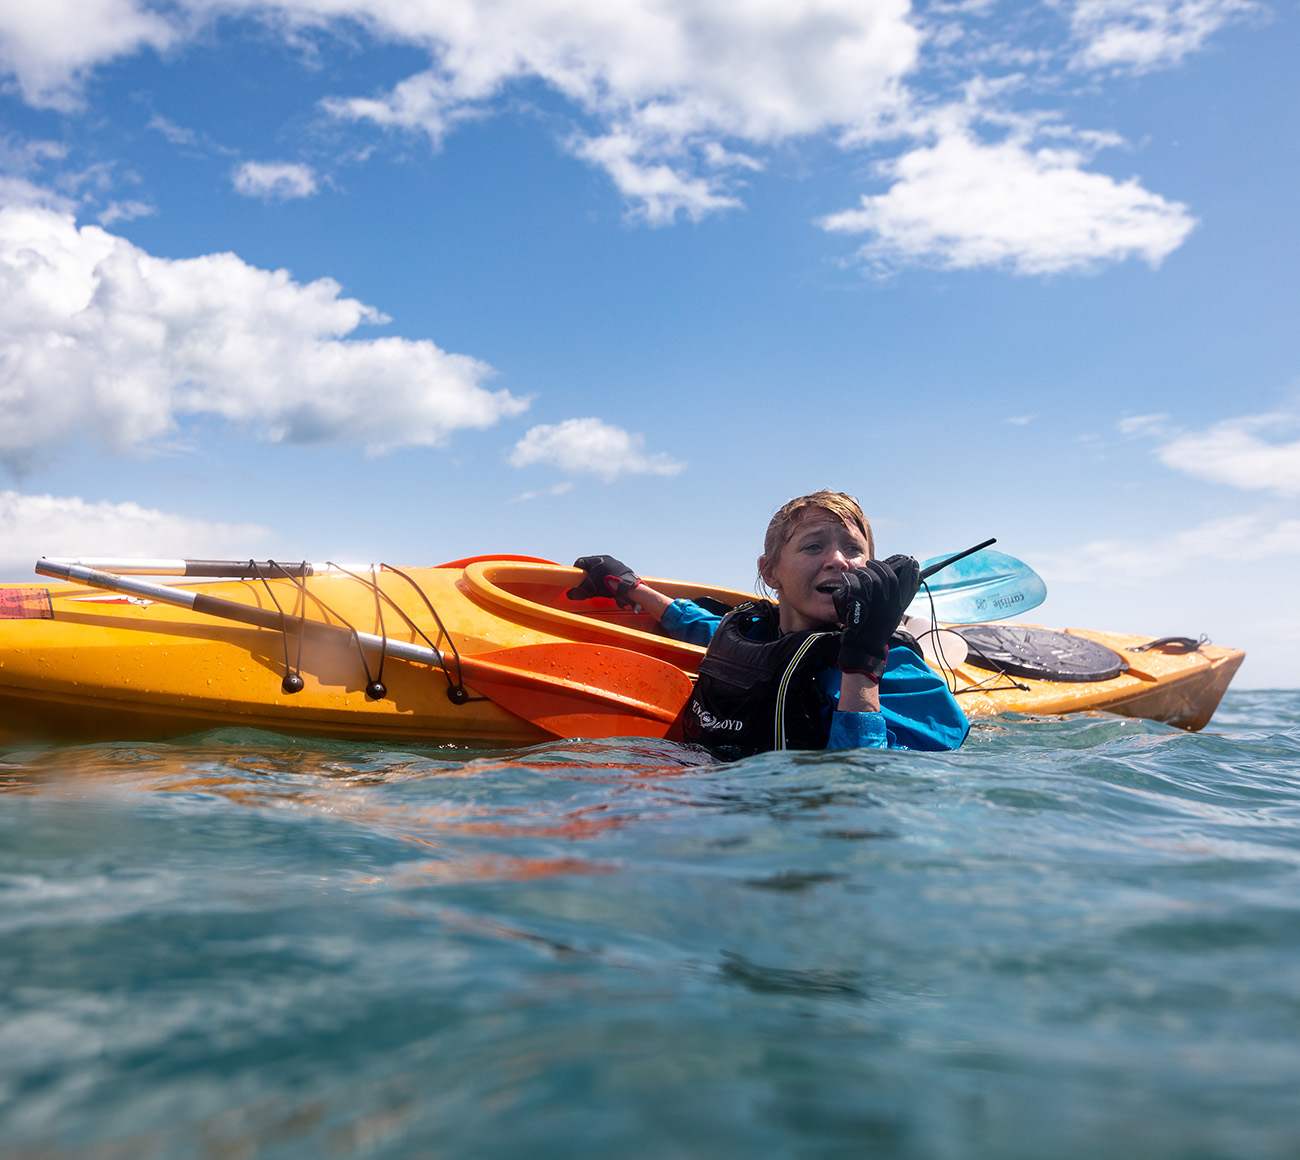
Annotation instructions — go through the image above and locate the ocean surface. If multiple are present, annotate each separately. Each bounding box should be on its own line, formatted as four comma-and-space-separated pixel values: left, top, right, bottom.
3, 691, 1299, 1159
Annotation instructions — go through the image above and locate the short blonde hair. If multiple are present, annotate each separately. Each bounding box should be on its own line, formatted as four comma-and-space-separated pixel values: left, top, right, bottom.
762, 490, 875, 571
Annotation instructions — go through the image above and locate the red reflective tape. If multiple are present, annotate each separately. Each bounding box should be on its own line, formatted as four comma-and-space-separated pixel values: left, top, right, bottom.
0, 588, 54, 620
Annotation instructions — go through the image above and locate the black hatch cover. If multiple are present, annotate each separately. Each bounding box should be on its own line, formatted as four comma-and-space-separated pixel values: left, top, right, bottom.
956, 625, 1126, 683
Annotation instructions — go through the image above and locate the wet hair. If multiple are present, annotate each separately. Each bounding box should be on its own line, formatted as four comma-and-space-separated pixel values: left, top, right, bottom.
759, 490, 875, 588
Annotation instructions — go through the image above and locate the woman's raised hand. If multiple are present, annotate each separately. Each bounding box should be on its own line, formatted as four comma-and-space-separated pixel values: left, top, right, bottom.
567, 555, 642, 609
880, 554, 921, 608
833, 556, 918, 682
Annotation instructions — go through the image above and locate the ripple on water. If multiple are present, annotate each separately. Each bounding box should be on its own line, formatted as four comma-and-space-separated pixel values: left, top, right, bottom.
1, 691, 1299, 1158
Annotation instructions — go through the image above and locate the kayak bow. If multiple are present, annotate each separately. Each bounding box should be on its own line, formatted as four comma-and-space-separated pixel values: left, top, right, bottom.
26, 560, 694, 742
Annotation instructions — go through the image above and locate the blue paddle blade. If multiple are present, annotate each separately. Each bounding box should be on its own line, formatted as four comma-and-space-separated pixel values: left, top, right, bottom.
907, 548, 1046, 625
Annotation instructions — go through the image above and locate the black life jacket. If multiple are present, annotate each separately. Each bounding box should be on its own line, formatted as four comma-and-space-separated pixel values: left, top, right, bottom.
683, 600, 841, 756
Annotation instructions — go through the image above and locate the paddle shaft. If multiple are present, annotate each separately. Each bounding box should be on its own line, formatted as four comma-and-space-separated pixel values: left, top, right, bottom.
36, 560, 454, 671
45, 557, 331, 577
830, 537, 999, 603
919, 538, 997, 581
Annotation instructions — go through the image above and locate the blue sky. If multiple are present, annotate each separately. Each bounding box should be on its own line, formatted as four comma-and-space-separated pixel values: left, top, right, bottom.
1, 0, 1297, 687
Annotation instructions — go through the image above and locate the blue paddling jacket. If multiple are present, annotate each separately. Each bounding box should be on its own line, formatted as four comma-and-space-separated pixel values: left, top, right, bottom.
662, 598, 968, 755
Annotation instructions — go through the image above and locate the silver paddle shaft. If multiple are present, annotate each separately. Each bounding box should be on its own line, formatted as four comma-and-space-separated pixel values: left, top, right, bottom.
35, 560, 450, 671
44, 557, 340, 577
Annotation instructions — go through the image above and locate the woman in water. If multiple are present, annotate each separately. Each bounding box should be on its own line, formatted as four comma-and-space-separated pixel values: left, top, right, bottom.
567, 490, 968, 755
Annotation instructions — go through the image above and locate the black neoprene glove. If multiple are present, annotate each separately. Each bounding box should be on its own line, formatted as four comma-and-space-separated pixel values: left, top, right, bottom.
833, 557, 917, 683
567, 555, 642, 609
881, 554, 922, 610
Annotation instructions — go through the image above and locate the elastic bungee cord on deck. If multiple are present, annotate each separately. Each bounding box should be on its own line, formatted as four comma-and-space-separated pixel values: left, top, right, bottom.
321, 562, 390, 700
247, 560, 309, 695
324, 562, 483, 707
915, 581, 1028, 697
950, 661, 1030, 696
229, 559, 493, 708
365, 564, 388, 700
379, 564, 480, 706
250, 560, 395, 701
915, 580, 957, 696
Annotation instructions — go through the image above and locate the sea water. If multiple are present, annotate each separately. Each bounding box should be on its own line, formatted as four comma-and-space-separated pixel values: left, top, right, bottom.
2, 691, 1299, 1159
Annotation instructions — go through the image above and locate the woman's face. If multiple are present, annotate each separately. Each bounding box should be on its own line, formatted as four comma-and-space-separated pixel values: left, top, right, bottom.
759, 514, 870, 634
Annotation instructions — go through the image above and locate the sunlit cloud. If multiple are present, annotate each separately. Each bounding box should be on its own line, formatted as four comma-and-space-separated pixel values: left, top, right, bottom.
0, 0, 1244, 266
1070, 0, 1257, 73
0, 133, 73, 211
1116, 412, 1170, 436
146, 114, 198, 147
0, 204, 528, 473
1117, 407, 1300, 497
0, 174, 75, 212
509, 482, 576, 503
508, 418, 686, 482
1144, 410, 1300, 497
568, 132, 742, 225
1035, 512, 1300, 587
1044, 407, 1300, 590
818, 127, 1196, 274
319, 0, 919, 223
0, 490, 271, 579
232, 161, 319, 200
0, 133, 67, 172
0, 0, 176, 111
96, 199, 155, 225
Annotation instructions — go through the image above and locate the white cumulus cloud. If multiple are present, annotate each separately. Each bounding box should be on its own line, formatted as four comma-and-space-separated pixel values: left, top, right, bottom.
0, 490, 271, 580
509, 482, 575, 503
0, 0, 1240, 267
146, 115, 198, 147
0, 204, 528, 473
232, 161, 319, 200
0, 175, 74, 213
1070, 0, 1257, 73
818, 128, 1196, 274
0, 0, 176, 111
1116, 412, 1170, 437
569, 132, 743, 225
508, 418, 686, 482
0, 134, 74, 212
1146, 410, 1300, 497
269, 0, 922, 223
1035, 513, 1300, 587
96, 199, 155, 226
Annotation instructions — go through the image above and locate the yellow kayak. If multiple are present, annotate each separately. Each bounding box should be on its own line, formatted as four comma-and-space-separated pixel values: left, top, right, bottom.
0, 557, 1244, 744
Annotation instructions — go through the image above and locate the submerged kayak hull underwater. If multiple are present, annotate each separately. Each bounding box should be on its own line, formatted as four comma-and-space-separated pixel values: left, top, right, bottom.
0, 558, 1245, 743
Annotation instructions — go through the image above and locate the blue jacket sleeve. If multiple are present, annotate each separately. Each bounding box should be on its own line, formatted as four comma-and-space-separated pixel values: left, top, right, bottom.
659, 598, 722, 647
876, 645, 970, 750
827, 709, 891, 749
822, 646, 968, 751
